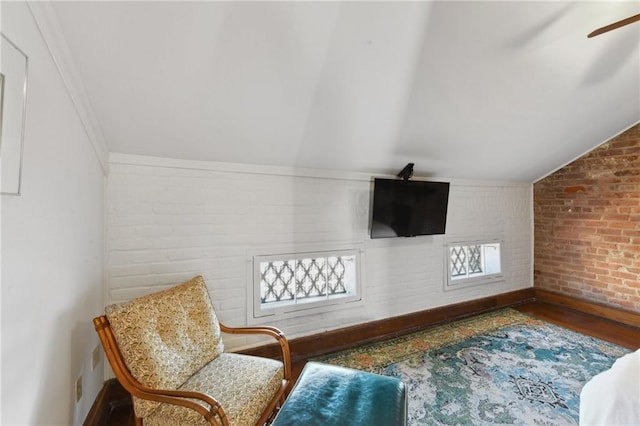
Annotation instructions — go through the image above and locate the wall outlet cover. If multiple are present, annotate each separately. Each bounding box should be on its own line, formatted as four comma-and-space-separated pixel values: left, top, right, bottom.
75, 376, 82, 402
92, 345, 101, 370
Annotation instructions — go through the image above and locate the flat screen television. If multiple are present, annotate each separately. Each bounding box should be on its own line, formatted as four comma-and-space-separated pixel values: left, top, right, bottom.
370, 178, 450, 238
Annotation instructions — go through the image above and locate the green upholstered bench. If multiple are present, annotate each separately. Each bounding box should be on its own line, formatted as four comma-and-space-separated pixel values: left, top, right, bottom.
271, 362, 407, 426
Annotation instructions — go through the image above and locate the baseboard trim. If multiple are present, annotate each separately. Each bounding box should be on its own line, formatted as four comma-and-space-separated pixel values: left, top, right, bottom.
85, 288, 535, 424
238, 288, 535, 361
86, 287, 640, 424
83, 379, 109, 426
534, 289, 640, 328
84, 378, 132, 426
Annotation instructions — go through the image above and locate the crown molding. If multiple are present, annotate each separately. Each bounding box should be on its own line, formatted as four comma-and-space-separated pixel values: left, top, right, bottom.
27, 1, 109, 175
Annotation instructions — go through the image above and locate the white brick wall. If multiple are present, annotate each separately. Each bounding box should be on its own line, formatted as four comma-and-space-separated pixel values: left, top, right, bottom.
107, 154, 532, 349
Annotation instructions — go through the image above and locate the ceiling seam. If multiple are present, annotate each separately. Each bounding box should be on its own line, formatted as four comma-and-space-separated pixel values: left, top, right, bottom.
532, 119, 640, 184
109, 153, 532, 188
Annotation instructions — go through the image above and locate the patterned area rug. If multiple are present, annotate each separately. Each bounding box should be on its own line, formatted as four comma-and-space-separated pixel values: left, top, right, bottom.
314, 309, 629, 425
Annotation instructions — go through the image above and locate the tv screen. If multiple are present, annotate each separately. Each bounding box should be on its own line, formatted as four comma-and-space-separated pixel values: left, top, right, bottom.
370, 178, 450, 238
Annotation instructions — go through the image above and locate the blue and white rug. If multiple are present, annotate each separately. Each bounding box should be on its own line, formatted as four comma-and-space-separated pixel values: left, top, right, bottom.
317, 310, 629, 425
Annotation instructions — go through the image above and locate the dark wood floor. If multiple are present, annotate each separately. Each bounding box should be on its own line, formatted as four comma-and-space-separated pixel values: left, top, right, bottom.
98, 301, 640, 426
513, 301, 640, 350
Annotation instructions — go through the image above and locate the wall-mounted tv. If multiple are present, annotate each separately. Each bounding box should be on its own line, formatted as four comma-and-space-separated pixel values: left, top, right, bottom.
370, 178, 450, 238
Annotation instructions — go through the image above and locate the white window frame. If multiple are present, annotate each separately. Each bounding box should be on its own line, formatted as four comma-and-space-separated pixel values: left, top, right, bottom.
445, 239, 504, 291
251, 248, 362, 320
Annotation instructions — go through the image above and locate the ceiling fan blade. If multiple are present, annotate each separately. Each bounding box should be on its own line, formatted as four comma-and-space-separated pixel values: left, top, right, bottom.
588, 13, 640, 38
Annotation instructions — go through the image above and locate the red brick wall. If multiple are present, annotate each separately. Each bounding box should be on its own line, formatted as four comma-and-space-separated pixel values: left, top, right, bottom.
534, 124, 640, 312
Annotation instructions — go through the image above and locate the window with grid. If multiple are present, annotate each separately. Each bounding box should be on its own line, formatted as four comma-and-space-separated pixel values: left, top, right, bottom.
253, 250, 360, 317
446, 241, 503, 289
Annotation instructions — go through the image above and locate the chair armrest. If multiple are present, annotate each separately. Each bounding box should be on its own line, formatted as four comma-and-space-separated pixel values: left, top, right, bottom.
131, 386, 228, 426
220, 323, 292, 382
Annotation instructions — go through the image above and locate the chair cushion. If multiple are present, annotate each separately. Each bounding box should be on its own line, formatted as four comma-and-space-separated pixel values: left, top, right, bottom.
144, 353, 284, 426
105, 276, 224, 418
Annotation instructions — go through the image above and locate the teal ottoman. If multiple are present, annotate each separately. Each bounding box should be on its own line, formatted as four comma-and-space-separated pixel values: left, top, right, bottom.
271, 362, 407, 426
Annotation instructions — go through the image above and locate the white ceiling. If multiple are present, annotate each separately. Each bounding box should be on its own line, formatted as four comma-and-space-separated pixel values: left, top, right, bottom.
50, 1, 640, 182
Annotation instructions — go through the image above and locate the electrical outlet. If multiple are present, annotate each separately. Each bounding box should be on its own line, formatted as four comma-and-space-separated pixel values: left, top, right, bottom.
92, 345, 101, 370
75, 376, 83, 402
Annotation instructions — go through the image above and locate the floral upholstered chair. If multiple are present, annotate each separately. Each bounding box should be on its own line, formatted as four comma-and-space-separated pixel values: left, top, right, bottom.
93, 275, 291, 426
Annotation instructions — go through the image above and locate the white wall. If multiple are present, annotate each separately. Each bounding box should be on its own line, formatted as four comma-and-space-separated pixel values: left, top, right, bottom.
1, 2, 105, 425
107, 154, 532, 349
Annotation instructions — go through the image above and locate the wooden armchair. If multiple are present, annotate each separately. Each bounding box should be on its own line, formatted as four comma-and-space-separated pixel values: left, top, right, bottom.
93, 276, 291, 426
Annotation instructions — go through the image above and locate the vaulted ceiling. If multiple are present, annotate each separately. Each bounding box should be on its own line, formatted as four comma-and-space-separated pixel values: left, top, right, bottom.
50, 1, 639, 182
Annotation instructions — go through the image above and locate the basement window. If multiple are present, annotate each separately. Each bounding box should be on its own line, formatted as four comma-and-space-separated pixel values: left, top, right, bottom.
445, 240, 503, 290
253, 250, 361, 319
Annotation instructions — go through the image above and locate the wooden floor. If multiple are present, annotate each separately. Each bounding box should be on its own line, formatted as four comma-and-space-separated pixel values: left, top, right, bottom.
513, 301, 640, 350
98, 301, 640, 426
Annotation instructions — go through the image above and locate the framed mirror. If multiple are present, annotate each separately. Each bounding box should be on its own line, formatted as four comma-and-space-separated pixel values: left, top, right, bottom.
1, 33, 29, 196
